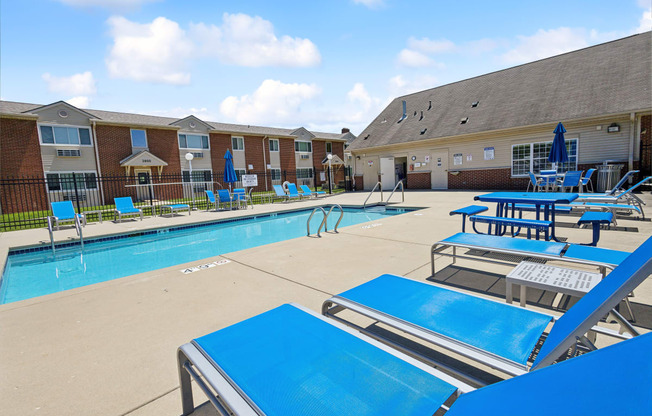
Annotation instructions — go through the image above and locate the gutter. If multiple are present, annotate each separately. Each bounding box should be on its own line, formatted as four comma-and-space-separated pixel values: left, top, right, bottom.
628, 112, 635, 177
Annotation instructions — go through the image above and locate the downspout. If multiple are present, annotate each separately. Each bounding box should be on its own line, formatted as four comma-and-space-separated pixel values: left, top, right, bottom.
628, 112, 635, 177
91, 120, 106, 206
262, 135, 268, 191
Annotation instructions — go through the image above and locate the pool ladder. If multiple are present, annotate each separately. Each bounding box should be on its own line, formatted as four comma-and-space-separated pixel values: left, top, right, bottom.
363, 181, 404, 210
47, 215, 84, 254
307, 204, 343, 237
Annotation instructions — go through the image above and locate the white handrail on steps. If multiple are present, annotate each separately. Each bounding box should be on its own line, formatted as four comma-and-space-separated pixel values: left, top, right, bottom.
307, 207, 327, 237
385, 180, 405, 204
363, 182, 383, 209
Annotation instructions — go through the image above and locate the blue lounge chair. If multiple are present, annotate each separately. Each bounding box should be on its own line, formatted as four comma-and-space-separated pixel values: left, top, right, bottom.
50, 201, 86, 230
325, 235, 651, 378
113, 197, 143, 223
575, 176, 651, 218
578, 169, 638, 197
233, 188, 252, 208
160, 203, 190, 217
286, 183, 303, 200
300, 184, 326, 198
272, 184, 300, 202
178, 304, 652, 416
580, 167, 596, 192
217, 189, 240, 210
204, 190, 218, 211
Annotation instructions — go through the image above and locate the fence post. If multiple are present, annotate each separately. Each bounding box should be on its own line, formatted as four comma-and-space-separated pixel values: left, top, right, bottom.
72, 172, 82, 213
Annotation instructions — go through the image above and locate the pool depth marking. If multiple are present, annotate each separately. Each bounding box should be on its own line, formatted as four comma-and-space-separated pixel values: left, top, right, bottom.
181, 259, 231, 274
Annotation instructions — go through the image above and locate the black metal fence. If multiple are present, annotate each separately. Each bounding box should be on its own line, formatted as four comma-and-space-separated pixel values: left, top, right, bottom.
0, 167, 353, 231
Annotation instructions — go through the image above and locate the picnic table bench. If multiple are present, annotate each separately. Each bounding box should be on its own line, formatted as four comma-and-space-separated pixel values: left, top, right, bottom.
470, 215, 552, 240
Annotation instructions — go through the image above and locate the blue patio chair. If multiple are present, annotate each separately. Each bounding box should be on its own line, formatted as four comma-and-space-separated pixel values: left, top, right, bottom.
580, 168, 596, 192
325, 235, 652, 377
286, 183, 304, 200
177, 303, 652, 416
50, 201, 86, 230
526, 172, 542, 192
539, 169, 558, 191
578, 169, 639, 197
217, 189, 240, 210
300, 184, 326, 198
232, 188, 252, 208
273, 184, 300, 202
113, 197, 143, 223
558, 170, 583, 192
204, 190, 218, 211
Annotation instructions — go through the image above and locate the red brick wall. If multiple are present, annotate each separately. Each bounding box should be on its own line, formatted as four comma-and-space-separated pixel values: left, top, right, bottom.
0, 118, 49, 213
354, 175, 363, 191
243, 135, 268, 192
447, 168, 528, 190
147, 128, 181, 175
210, 133, 231, 185
407, 171, 431, 189
312, 140, 326, 186
279, 138, 296, 180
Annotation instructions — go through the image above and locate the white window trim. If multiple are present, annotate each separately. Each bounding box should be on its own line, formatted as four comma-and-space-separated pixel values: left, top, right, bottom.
295, 140, 312, 153
45, 170, 99, 192
232, 136, 245, 151
269, 138, 279, 152
130, 129, 148, 148
178, 132, 210, 150
269, 168, 281, 180
296, 167, 314, 179
511, 137, 579, 177
38, 123, 94, 147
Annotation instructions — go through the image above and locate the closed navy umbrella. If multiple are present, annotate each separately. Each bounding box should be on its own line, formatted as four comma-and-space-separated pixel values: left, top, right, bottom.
223, 149, 238, 191
548, 122, 569, 170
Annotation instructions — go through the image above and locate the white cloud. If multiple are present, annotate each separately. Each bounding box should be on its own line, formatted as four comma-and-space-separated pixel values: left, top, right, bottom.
106, 16, 193, 85
636, 6, 652, 33
501, 27, 589, 64
65, 96, 90, 108
396, 49, 435, 67
388, 74, 438, 96
352, 0, 384, 9
190, 13, 320, 67
42, 71, 96, 95
220, 79, 321, 124
407, 37, 455, 54
56, 0, 159, 10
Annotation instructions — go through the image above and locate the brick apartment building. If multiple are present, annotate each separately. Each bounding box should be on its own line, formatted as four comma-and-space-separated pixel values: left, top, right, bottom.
0, 100, 354, 213
349, 32, 652, 191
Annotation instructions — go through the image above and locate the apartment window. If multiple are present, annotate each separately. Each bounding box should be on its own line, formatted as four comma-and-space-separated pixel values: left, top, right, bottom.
270, 168, 281, 180
269, 139, 279, 152
39, 125, 92, 146
179, 134, 209, 150
131, 129, 147, 148
46, 172, 97, 191
511, 138, 578, 176
182, 170, 212, 183
234, 169, 246, 181
294, 141, 312, 153
296, 168, 313, 179
325, 142, 332, 153
232, 136, 244, 151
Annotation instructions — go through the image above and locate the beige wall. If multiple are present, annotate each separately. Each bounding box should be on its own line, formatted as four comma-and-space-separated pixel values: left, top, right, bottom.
41, 146, 97, 172
34, 104, 92, 127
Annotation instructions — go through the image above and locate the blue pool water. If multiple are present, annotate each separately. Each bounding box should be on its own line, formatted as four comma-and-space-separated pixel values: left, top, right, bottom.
1, 207, 414, 304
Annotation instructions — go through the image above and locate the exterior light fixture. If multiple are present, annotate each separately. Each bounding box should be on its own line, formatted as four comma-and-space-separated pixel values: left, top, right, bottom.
607, 123, 620, 133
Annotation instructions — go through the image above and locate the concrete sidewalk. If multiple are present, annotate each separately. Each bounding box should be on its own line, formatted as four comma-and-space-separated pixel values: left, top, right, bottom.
1, 190, 651, 415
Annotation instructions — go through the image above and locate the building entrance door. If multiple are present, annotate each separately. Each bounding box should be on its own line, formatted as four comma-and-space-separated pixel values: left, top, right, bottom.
380, 157, 395, 190
134, 168, 152, 201
430, 151, 448, 189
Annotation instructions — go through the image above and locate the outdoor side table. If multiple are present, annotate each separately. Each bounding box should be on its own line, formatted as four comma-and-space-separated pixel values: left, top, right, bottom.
505, 261, 601, 307
140, 205, 157, 217
84, 210, 103, 223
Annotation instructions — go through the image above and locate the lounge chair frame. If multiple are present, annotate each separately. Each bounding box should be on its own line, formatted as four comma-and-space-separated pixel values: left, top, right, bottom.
113, 197, 143, 223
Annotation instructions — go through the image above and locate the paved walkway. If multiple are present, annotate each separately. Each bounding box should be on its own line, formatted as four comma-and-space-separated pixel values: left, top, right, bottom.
1, 190, 651, 415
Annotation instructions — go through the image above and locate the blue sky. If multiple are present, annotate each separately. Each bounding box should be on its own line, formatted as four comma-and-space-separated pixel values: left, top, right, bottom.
1, 0, 650, 134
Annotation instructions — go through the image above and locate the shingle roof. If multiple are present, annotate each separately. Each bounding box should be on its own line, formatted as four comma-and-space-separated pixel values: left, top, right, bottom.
0, 100, 348, 140
348, 32, 652, 151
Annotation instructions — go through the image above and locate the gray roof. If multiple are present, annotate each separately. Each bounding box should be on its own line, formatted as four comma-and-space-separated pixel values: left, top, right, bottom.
0, 100, 350, 140
349, 32, 652, 151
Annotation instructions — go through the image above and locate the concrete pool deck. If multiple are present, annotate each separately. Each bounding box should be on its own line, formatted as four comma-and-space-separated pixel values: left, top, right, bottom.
1, 190, 651, 415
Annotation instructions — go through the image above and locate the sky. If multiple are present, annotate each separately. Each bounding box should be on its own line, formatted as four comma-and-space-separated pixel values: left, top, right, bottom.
1, 0, 650, 135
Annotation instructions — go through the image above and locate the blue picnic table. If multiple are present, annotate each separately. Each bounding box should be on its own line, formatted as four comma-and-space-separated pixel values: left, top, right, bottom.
473, 192, 578, 242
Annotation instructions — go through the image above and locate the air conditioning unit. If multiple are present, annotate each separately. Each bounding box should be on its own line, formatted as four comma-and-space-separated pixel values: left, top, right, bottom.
57, 149, 81, 157
192, 152, 204, 158
300, 154, 310, 159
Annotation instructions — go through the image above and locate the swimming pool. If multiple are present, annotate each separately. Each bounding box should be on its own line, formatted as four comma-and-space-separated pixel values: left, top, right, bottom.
1, 206, 415, 304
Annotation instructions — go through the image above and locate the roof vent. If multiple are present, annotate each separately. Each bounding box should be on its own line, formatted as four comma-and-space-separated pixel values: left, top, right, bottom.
413, 111, 417, 117
427, 101, 432, 110
419, 111, 424, 121
363, 134, 370, 140
58, 110, 68, 118
460, 117, 469, 124
380, 118, 387, 123
471, 101, 479, 108
397, 100, 407, 124
420, 128, 427, 135
189, 121, 196, 129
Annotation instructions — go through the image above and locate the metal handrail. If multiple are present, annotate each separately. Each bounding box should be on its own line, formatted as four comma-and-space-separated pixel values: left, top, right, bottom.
385, 180, 405, 204
363, 182, 383, 209
75, 215, 84, 250
307, 207, 327, 237
47, 216, 56, 254
320, 204, 343, 234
